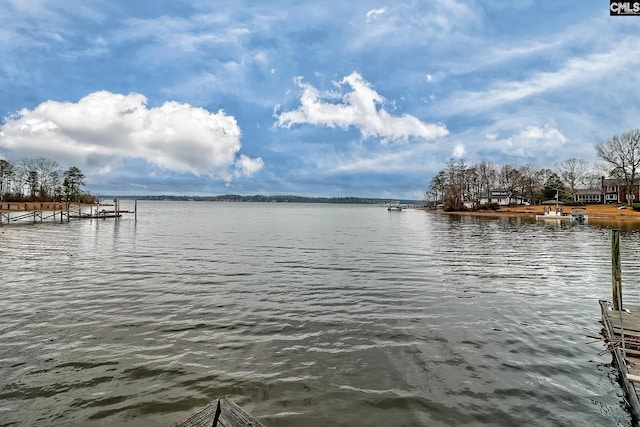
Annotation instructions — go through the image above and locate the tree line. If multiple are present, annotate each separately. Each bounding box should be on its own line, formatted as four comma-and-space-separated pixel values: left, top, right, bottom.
427, 128, 640, 210
0, 158, 91, 203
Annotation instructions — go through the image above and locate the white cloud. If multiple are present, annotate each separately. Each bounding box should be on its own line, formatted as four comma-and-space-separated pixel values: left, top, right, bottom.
351, 1, 480, 50
491, 125, 566, 158
318, 148, 417, 174
311, 140, 447, 179
366, 7, 387, 23
444, 38, 640, 114
275, 72, 448, 143
0, 91, 262, 179
234, 154, 264, 177
452, 143, 466, 158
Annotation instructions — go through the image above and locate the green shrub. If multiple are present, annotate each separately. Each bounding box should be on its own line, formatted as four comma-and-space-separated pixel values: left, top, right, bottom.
476, 202, 500, 211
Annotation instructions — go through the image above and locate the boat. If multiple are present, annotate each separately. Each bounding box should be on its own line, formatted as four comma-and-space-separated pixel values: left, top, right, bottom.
386, 201, 405, 211
570, 207, 588, 224
535, 193, 572, 222
535, 206, 571, 221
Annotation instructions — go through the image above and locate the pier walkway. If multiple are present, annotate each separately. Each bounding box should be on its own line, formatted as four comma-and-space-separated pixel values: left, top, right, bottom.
0, 201, 136, 225
0, 202, 71, 225
174, 398, 264, 427
601, 300, 640, 422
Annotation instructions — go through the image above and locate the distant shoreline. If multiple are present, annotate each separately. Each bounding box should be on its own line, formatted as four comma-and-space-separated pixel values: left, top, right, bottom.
102, 195, 422, 204
429, 204, 640, 222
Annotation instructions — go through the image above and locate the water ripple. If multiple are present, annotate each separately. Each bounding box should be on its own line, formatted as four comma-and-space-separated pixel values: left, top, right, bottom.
0, 204, 635, 426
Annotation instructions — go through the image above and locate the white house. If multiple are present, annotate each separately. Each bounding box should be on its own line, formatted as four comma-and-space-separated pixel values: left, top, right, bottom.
478, 190, 529, 206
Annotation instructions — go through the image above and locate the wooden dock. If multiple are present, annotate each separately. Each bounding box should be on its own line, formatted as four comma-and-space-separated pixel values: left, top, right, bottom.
0, 202, 72, 225
599, 229, 640, 424
600, 300, 640, 420
0, 200, 136, 224
174, 398, 264, 427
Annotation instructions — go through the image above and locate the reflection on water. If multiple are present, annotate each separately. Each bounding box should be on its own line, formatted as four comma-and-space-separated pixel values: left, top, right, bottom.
1, 203, 639, 426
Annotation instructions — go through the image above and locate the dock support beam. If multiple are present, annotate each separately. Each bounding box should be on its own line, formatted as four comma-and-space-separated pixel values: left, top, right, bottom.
612, 229, 623, 311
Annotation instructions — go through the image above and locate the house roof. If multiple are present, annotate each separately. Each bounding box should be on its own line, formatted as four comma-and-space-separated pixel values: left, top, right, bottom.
602, 178, 640, 185
575, 189, 601, 195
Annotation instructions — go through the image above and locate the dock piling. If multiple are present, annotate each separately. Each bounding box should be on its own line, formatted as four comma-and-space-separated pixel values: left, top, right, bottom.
612, 229, 623, 311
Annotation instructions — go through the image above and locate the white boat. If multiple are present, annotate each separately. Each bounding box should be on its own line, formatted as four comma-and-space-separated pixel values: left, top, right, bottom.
535, 206, 588, 225
570, 207, 588, 224
535, 207, 570, 221
386, 201, 405, 211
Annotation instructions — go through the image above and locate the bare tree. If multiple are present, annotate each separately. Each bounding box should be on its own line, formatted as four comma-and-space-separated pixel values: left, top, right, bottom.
555, 158, 590, 198
34, 158, 61, 199
595, 129, 640, 204
518, 164, 542, 205
477, 160, 497, 202
11, 166, 26, 198
0, 159, 13, 201
444, 158, 467, 210
498, 165, 521, 205
27, 169, 38, 198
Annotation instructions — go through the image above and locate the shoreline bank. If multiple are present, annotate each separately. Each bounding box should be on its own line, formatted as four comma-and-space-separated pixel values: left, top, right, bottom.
429, 204, 640, 223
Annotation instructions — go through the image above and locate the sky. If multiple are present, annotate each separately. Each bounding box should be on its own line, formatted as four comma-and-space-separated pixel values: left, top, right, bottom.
1, 1, 639, 199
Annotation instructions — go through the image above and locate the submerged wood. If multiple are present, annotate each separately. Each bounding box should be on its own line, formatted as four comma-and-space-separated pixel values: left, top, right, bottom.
174, 398, 265, 427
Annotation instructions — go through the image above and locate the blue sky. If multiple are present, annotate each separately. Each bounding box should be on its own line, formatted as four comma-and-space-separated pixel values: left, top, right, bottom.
1, 1, 639, 199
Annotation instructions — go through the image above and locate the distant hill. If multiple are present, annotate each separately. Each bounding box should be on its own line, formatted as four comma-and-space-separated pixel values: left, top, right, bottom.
108, 194, 423, 205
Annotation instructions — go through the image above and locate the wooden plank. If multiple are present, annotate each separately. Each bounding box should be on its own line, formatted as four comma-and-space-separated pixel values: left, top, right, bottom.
611, 327, 640, 340
609, 320, 640, 333
219, 399, 265, 427
628, 364, 640, 378
606, 307, 640, 318
174, 398, 264, 427
624, 348, 640, 357
174, 401, 217, 427
609, 312, 640, 325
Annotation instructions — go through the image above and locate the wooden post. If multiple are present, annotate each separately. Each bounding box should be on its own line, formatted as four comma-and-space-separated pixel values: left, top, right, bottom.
134, 199, 137, 221
612, 229, 623, 310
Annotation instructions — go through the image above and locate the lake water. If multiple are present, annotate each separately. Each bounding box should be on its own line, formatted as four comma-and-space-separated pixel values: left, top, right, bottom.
1, 202, 639, 426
